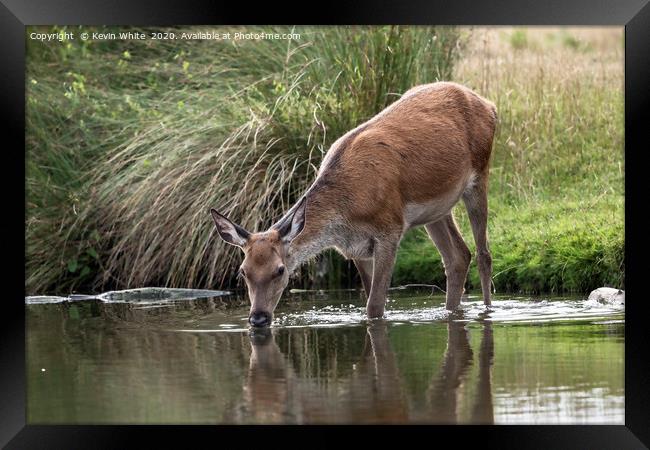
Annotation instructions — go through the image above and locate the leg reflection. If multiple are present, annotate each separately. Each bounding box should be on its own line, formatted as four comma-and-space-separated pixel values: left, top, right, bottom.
349, 321, 409, 423
471, 321, 494, 424
427, 320, 474, 423
426, 320, 495, 424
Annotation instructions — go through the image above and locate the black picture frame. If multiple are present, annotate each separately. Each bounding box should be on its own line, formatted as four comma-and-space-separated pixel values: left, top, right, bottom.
2, 0, 649, 448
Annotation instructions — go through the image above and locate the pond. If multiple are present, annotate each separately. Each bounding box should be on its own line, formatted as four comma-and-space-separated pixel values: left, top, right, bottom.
26, 288, 624, 424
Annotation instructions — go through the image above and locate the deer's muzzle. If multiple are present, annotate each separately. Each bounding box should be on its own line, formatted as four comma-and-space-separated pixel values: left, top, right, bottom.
249, 311, 271, 328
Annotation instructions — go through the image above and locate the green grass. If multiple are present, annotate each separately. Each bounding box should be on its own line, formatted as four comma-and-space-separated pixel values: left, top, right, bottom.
394, 196, 624, 294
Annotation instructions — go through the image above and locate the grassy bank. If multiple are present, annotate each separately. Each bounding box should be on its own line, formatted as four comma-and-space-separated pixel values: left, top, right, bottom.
395, 197, 624, 293
26, 26, 624, 295
394, 28, 624, 293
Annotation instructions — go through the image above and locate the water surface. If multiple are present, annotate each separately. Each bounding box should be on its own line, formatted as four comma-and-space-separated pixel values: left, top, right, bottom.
26, 288, 624, 424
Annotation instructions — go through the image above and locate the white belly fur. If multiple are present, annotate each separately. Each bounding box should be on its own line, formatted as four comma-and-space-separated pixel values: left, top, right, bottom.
403, 173, 475, 229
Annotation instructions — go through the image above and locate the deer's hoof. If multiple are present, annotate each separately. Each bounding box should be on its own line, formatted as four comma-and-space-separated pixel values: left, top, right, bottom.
367, 307, 385, 319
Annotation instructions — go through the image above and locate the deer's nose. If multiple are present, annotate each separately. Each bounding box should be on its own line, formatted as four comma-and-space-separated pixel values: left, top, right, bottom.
249, 311, 271, 328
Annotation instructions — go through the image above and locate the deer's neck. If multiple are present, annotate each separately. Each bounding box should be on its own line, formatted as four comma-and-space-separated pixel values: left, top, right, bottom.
286, 190, 341, 272
286, 219, 339, 273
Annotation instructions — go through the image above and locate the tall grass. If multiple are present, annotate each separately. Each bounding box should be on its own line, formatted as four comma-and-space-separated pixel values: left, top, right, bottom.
26, 26, 463, 294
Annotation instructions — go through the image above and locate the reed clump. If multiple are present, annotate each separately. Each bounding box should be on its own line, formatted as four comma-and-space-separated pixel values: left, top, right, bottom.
26, 25, 463, 294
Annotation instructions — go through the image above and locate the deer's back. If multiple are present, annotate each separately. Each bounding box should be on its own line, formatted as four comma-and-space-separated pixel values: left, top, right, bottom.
311, 82, 497, 229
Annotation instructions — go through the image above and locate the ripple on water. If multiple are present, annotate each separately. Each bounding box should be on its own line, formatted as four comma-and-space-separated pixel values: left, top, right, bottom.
26, 288, 624, 332
271, 298, 624, 329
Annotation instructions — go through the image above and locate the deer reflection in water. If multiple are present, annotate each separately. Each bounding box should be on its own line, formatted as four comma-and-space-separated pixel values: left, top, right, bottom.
240, 329, 301, 423
426, 320, 494, 424
238, 320, 494, 424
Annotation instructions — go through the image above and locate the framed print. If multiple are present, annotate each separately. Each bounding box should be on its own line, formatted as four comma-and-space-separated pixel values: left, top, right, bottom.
2, 0, 649, 447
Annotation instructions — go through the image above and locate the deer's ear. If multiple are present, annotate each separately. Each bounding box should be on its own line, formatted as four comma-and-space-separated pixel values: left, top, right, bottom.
210, 208, 250, 248
273, 196, 307, 244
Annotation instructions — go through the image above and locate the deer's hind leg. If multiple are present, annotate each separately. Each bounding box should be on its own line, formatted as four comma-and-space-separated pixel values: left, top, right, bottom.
425, 214, 472, 310
353, 258, 373, 298
462, 173, 492, 306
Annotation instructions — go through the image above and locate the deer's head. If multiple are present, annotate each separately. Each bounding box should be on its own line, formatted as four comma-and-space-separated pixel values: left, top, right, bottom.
210, 197, 307, 327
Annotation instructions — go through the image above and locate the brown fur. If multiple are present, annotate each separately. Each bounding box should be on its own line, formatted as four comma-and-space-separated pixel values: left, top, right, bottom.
300, 82, 496, 238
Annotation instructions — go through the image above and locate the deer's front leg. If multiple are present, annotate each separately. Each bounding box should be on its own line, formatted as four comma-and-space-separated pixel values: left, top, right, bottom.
366, 237, 399, 319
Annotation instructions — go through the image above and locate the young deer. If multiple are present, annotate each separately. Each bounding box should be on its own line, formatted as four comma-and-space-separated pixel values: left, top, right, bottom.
211, 82, 497, 327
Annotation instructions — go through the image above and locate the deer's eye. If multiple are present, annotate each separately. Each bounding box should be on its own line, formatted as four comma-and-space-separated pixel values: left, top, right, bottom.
274, 266, 286, 278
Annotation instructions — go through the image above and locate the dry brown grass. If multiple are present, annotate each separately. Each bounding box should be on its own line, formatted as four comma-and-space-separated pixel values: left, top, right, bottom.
454, 27, 623, 201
